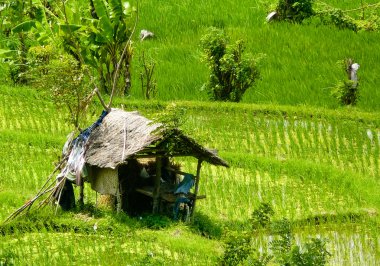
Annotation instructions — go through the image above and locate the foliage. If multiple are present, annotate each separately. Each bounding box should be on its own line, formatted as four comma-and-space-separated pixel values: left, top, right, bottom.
332, 80, 359, 106
220, 233, 257, 266
191, 212, 223, 239
332, 59, 360, 106
318, 9, 358, 32
139, 51, 157, 100
270, 219, 331, 266
153, 103, 188, 130
200, 27, 260, 102
276, 0, 315, 23
220, 206, 331, 266
251, 202, 274, 229
0, 0, 44, 84
270, 219, 293, 264
2, 0, 135, 95
27, 48, 93, 128
56, 0, 135, 95
313, 2, 380, 32
273, 0, 379, 32
0, 248, 17, 266
140, 214, 172, 229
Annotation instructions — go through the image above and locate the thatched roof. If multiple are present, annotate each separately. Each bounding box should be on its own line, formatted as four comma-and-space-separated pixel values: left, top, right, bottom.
85, 108, 229, 169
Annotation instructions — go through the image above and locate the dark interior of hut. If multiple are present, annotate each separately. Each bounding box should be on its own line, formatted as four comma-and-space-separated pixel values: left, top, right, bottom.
118, 158, 181, 216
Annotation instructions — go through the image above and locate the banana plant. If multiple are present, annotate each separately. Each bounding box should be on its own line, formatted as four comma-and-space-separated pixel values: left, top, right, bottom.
88, 0, 134, 95
6, 0, 135, 95
56, 0, 134, 95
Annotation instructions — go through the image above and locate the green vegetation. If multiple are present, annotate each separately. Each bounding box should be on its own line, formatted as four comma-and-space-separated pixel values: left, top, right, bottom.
200, 27, 260, 102
275, 0, 315, 23
1, 0, 379, 265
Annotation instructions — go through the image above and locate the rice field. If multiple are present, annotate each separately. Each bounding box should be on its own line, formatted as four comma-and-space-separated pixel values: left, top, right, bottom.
126, 0, 380, 111
1, 0, 380, 264
1, 84, 379, 265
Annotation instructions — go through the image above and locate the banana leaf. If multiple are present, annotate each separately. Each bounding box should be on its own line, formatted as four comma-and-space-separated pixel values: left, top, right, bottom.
59, 24, 83, 34
0, 49, 16, 57
11, 20, 36, 33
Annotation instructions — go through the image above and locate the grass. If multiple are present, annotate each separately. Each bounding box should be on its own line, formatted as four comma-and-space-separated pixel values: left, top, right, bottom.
123, 0, 380, 111
1, 83, 379, 264
1, 0, 380, 264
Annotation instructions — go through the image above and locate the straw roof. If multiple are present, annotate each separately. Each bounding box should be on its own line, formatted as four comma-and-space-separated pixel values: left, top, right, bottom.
85, 108, 229, 169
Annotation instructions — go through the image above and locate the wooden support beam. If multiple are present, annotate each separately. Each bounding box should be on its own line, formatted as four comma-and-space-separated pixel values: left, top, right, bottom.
116, 181, 122, 213
152, 157, 162, 214
79, 178, 84, 208
191, 159, 203, 220
116, 167, 122, 213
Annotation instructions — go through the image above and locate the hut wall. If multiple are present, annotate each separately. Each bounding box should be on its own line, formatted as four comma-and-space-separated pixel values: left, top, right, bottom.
88, 166, 119, 195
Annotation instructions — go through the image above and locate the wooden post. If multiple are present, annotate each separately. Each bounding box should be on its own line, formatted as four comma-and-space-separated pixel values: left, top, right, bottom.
153, 157, 162, 214
79, 178, 84, 208
116, 179, 122, 213
116, 166, 122, 213
191, 159, 203, 220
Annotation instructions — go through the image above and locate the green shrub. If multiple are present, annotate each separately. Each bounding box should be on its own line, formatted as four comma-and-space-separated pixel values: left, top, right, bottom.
270, 219, 331, 266
276, 0, 315, 23
191, 212, 223, 239
200, 27, 260, 102
26, 48, 93, 128
220, 210, 331, 265
332, 59, 360, 106
139, 52, 157, 100
0, 248, 17, 266
251, 202, 274, 229
140, 214, 172, 229
332, 80, 359, 106
221, 234, 255, 266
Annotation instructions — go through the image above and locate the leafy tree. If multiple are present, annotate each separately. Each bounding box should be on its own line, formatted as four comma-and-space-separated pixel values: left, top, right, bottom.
1, 0, 137, 129
3, 0, 136, 96
201, 27, 260, 102
45, 0, 135, 95
27, 46, 93, 129
139, 51, 157, 100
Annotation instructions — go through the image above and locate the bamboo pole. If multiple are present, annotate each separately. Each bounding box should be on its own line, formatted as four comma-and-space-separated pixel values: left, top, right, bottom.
191, 159, 203, 220
153, 157, 162, 214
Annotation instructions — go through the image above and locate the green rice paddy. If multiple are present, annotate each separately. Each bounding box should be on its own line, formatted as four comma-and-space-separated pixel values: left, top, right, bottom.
1, 0, 380, 265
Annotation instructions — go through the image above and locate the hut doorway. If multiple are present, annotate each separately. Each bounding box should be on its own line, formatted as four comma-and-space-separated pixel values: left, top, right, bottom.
118, 159, 153, 215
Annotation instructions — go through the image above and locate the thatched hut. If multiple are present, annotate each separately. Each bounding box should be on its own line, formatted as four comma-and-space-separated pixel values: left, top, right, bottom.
68, 108, 228, 219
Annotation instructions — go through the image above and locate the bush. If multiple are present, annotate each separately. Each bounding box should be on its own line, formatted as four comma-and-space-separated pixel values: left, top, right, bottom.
201, 27, 260, 102
26, 48, 93, 128
332, 80, 359, 106
276, 0, 315, 23
270, 219, 331, 266
251, 202, 274, 229
220, 206, 331, 266
221, 234, 255, 266
191, 212, 223, 239
140, 214, 172, 230
332, 59, 360, 106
